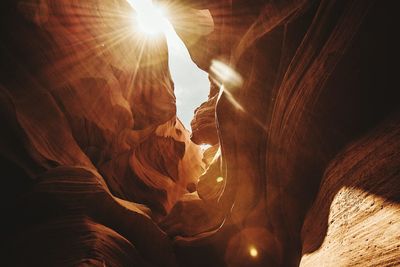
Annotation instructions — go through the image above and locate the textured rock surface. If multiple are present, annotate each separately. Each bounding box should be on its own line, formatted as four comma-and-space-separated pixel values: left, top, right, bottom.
1, 0, 399, 266
190, 89, 218, 146
171, 0, 399, 266
300, 117, 400, 267
0, 0, 201, 265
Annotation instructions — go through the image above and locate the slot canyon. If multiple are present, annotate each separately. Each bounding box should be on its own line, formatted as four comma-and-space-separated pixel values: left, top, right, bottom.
0, 0, 399, 266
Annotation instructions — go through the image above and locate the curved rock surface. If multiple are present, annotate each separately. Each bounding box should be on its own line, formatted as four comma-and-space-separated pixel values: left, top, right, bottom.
301, 117, 400, 266
1, 0, 399, 266
1, 0, 200, 265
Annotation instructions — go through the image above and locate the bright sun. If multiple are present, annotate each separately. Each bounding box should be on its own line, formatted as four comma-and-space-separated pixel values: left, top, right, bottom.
129, 0, 168, 36
127, 0, 211, 131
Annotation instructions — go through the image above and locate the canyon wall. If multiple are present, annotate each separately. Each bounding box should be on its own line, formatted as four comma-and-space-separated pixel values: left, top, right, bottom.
1, 0, 399, 266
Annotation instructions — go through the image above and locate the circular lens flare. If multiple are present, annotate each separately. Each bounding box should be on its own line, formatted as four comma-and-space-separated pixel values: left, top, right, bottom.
249, 246, 258, 258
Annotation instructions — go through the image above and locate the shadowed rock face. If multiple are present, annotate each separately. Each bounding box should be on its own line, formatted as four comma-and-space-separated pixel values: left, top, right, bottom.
0, 0, 198, 265
1, 0, 399, 267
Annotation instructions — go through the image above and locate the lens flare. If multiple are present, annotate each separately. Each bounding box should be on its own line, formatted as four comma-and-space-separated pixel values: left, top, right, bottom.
249, 246, 258, 258
210, 60, 243, 89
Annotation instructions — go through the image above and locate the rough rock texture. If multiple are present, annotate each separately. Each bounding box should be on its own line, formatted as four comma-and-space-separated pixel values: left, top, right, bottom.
300, 117, 400, 267
1, 0, 399, 266
190, 85, 218, 146
171, 0, 399, 266
1, 0, 202, 265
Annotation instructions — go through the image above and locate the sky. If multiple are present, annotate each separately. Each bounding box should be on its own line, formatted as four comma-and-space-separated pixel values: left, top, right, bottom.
165, 26, 210, 131
127, 0, 210, 131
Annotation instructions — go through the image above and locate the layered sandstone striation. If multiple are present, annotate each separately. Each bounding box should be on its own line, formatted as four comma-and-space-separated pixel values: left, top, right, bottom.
1, 0, 399, 266
1, 0, 202, 265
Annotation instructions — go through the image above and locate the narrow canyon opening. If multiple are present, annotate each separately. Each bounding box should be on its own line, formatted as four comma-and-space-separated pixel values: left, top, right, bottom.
0, 0, 398, 266
129, 0, 211, 132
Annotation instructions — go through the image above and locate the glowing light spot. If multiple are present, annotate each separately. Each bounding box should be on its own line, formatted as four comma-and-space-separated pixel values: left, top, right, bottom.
128, 0, 167, 36
136, 11, 166, 35
216, 176, 224, 183
210, 61, 245, 112
200, 144, 212, 151
249, 246, 258, 258
210, 60, 243, 89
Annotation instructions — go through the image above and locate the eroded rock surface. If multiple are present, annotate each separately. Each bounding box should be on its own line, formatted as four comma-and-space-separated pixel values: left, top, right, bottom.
1, 0, 399, 266
1, 0, 202, 265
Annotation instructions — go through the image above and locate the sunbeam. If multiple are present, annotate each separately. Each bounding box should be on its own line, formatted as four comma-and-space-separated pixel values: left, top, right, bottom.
127, 0, 210, 130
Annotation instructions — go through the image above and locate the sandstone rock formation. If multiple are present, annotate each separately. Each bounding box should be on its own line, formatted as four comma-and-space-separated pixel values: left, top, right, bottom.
1, 0, 399, 266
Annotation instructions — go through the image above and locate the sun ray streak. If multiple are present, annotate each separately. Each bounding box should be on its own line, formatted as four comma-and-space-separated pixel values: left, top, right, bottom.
126, 0, 210, 131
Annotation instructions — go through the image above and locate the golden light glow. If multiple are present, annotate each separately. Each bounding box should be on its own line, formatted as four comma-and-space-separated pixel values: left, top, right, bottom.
210, 60, 243, 89
210, 61, 246, 112
136, 9, 166, 35
128, 0, 168, 36
200, 144, 212, 151
249, 246, 258, 258
216, 176, 224, 183
127, 0, 211, 130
